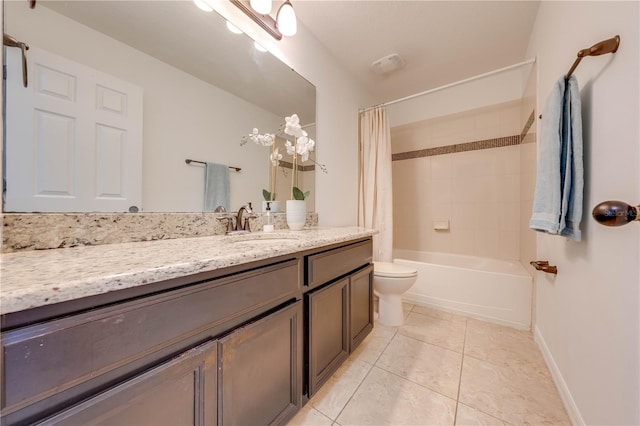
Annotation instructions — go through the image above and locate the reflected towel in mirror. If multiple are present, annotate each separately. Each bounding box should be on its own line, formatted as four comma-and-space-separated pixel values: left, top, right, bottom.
204, 162, 230, 212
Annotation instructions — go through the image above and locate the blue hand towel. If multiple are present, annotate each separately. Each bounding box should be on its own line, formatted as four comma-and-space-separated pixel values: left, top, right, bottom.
204, 162, 230, 212
529, 76, 583, 241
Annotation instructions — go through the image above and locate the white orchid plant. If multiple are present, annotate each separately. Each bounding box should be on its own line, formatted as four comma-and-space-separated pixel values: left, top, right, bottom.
241, 114, 326, 201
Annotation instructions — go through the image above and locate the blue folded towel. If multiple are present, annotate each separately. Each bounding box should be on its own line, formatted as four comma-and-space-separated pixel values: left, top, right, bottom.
203, 162, 230, 212
529, 75, 583, 241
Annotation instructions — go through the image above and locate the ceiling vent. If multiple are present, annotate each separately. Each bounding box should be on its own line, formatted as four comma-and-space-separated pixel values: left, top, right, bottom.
371, 53, 405, 75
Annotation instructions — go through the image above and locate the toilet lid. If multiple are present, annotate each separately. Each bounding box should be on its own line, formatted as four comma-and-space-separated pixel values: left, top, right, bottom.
373, 261, 418, 278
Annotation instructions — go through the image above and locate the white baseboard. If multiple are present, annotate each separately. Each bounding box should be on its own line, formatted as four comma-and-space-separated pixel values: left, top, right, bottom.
534, 326, 585, 426
403, 294, 530, 330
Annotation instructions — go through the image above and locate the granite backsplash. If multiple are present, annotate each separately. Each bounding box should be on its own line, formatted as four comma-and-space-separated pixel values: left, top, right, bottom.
1, 212, 319, 252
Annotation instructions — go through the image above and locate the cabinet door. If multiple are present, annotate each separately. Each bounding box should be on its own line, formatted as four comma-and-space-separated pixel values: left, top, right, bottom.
218, 301, 302, 426
36, 340, 218, 426
307, 278, 349, 396
349, 265, 374, 352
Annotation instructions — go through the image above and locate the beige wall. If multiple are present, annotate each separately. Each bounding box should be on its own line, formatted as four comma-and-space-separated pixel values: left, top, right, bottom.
526, 2, 639, 425
392, 101, 523, 259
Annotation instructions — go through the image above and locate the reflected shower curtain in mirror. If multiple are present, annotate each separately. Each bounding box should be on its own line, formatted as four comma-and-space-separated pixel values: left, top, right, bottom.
358, 106, 393, 262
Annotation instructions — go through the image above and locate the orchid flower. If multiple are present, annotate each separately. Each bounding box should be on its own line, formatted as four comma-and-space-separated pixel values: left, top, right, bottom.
284, 140, 296, 156
270, 147, 282, 166
284, 114, 303, 138
248, 128, 275, 147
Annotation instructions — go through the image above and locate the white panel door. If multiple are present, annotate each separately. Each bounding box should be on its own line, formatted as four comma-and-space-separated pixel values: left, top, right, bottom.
5, 47, 143, 212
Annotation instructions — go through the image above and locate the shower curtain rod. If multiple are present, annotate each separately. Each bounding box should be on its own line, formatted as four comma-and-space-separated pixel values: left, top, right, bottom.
359, 58, 536, 114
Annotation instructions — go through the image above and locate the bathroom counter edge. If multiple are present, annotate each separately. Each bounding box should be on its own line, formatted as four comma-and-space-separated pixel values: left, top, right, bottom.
0, 227, 376, 315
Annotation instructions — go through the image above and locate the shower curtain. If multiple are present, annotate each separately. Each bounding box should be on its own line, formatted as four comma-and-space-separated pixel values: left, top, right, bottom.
357, 106, 393, 262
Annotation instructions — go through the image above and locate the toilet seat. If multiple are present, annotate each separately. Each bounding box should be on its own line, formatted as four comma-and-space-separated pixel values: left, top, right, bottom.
373, 261, 417, 278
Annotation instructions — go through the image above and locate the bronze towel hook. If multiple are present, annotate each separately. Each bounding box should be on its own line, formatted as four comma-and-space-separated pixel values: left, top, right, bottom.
3, 33, 29, 88
530, 261, 558, 275
566, 35, 620, 79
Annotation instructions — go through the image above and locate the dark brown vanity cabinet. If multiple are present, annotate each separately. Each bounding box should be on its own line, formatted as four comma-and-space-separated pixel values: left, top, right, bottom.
305, 240, 374, 397
1, 237, 374, 425
1, 258, 302, 426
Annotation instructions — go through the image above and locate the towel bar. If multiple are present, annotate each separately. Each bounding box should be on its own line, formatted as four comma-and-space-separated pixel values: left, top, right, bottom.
185, 159, 241, 172
592, 200, 640, 226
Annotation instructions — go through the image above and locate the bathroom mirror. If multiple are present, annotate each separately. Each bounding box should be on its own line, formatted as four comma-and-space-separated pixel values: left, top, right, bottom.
3, 0, 316, 213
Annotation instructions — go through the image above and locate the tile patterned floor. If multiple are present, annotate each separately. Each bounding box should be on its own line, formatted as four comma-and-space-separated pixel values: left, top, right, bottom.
288, 304, 570, 426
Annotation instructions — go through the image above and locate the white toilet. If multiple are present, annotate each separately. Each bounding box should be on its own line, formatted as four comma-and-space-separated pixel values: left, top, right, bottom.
373, 261, 418, 326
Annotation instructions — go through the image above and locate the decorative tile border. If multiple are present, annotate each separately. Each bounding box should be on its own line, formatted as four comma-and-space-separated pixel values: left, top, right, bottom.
1, 212, 319, 252
279, 161, 315, 172
392, 135, 521, 161
520, 109, 536, 143
392, 108, 537, 161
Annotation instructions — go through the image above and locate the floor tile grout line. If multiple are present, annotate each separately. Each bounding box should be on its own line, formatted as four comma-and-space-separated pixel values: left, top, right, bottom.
327, 322, 399, 423
453, 318, 469, 425
370, 361, 460, 403
330, 358, 377, 423
396, 327, 466, 355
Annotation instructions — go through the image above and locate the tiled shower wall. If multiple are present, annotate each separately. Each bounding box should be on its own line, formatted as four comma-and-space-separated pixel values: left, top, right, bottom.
391, 100, 523, 260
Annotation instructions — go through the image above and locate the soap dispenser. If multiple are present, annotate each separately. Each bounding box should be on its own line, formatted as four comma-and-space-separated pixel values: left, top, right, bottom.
263, 202, 274, 232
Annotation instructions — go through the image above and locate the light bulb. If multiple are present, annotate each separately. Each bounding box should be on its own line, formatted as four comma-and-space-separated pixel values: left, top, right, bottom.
254, 41, 268, 52
250, 0, 272, 15
226, 21, 243, 34
193, 0, 213, 12
276, 1, 297, 37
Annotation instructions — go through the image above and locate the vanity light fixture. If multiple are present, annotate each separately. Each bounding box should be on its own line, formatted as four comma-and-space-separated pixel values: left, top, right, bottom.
276, 0, 297, 37
193, 0, 213, 13
230, 0, 297, 41
226, 21, 244, 34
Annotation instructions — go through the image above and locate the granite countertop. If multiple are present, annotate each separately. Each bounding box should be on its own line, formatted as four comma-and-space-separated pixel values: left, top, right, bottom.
0, 227, 375, 315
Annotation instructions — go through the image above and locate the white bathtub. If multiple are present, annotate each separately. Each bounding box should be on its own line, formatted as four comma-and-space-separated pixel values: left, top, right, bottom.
394, 249, 533, 329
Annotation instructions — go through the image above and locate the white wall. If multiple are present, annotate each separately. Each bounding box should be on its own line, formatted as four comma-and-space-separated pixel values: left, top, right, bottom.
5, 2, 285, 212
210, 1, 375, 226
526, 2, 639, 425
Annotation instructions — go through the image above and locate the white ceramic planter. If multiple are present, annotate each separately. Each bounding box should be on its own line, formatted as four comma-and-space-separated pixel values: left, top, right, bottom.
286, 200, 306, 230
261, 200, 281, 213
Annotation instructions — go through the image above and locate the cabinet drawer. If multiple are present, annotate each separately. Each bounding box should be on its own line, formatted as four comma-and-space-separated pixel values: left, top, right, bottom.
306, 240, 372, 289
1, 259, 300, 419
35, 340, 218, 426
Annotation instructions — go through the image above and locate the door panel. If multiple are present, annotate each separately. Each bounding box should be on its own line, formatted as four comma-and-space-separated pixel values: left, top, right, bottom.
307, 279, 349, 396
5, 47, 142, 212
349, 265, 374, 352
218, 301, 302, 426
